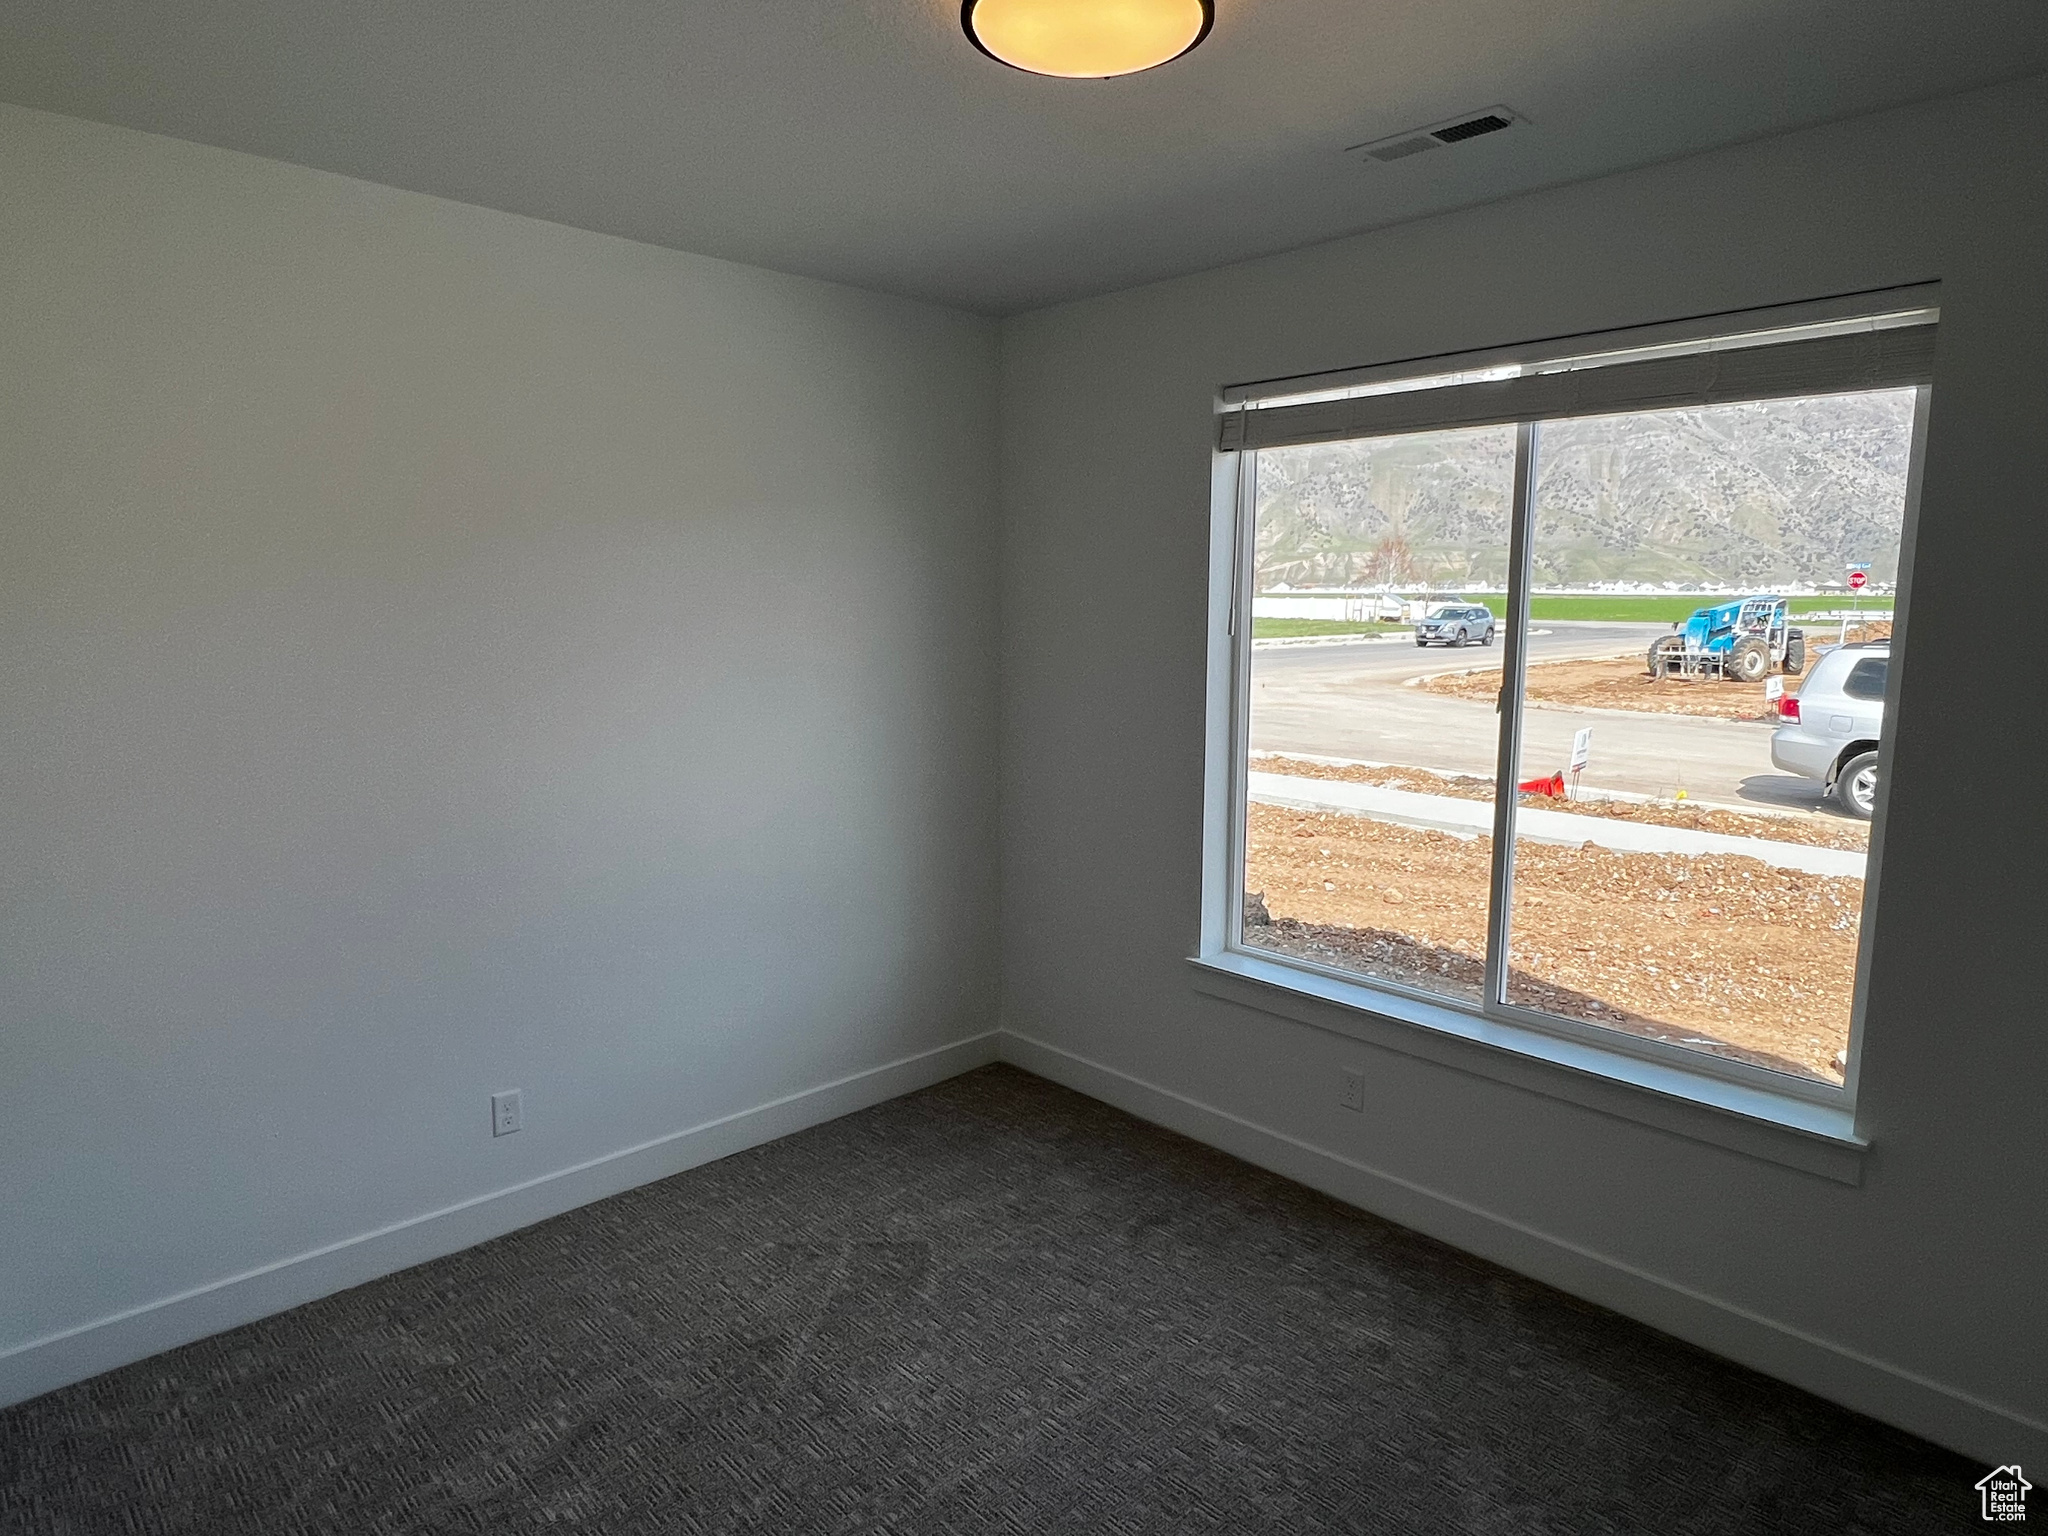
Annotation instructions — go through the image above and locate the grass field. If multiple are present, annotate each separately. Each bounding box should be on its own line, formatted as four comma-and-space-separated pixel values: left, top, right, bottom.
1254, 598, 1894, 631
1252, 618, 1410, 639
1526, 595, 1894, 623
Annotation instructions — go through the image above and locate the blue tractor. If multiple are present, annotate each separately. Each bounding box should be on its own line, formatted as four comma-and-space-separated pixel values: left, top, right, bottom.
1647, 595, 1806, 683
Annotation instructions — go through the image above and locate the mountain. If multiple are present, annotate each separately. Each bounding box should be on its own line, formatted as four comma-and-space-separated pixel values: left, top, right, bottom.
1253, 391, 1915, 590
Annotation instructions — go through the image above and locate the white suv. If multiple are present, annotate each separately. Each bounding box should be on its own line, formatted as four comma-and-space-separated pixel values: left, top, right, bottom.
1769, 642, 1888, 818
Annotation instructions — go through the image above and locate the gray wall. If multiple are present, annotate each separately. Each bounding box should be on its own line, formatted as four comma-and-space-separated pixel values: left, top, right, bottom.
0, 105, 999, 1386
9, 70, 2045, 1461
997, 75, 2048, 1461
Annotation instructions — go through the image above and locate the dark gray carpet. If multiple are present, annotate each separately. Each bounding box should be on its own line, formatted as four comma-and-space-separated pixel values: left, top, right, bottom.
1, 1064, 1977, 1534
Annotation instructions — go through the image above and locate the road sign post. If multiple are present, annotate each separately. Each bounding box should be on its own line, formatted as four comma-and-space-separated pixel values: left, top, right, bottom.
1569, 726, 1592, 801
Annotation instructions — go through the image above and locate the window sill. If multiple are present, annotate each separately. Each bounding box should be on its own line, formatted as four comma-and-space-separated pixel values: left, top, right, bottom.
1188, 951, 1866, 1184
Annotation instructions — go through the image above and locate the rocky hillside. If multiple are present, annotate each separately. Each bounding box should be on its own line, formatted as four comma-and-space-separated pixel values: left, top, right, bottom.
1254, 390, 1914, 590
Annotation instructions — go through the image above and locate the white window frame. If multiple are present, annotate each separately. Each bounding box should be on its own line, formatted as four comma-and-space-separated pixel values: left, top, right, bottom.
1195, 288, 1937, 1172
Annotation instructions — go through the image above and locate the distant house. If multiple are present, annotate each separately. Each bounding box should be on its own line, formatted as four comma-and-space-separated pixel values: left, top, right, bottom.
1976, 1465, 2030, 1521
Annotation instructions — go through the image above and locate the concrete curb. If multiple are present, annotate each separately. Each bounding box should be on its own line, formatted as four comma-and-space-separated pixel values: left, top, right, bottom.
1253, 629, 1553, 651
1251, 632, 1413, 650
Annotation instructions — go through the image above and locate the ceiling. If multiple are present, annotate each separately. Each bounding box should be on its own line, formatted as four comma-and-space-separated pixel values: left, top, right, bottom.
3, 1, 2045, 314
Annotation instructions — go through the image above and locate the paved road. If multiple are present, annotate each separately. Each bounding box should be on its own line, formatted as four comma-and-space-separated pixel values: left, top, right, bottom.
1250, 620, 1836, 811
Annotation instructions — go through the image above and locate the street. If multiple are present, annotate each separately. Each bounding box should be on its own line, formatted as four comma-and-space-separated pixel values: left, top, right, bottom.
1250, 621, 1832, 811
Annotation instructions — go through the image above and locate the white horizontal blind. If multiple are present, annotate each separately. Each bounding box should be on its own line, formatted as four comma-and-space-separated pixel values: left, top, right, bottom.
1218, 320, 1938, 452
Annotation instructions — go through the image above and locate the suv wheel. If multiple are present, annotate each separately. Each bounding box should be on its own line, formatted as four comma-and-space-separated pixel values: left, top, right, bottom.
1454, 627, 1469, 647
1834, 750, 1879, 819
1482, 626, 1495, 646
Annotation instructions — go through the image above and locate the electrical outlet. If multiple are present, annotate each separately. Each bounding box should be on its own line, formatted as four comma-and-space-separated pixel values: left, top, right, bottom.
1338, 1069, 1365, 1112
491, 1089, 522, 1137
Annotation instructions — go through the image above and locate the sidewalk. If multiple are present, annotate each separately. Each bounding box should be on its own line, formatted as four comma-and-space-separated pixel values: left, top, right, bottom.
1246, 772, 1865, 878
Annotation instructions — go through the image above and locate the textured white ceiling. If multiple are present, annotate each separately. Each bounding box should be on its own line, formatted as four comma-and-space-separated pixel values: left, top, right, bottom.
3, 1, 2044, 313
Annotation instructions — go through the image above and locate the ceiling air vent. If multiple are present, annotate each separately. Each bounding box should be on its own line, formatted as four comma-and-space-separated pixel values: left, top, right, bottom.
1348, 106, 1526, 166
1432, 112, 1513, 144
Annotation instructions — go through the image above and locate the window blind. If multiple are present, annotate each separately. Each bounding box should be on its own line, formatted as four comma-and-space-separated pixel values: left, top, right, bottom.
1218, 319, 1938, 452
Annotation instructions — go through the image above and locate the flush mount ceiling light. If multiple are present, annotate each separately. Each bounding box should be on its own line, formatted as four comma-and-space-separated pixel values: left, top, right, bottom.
963, 0, 1213, 79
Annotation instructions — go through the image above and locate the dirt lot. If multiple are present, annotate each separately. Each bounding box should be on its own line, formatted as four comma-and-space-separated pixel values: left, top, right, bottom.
1420, 654, 1779, 720
1251, 754, 1869, 851
1417, 622, 1893, 723
1241, 801, 1860, 1083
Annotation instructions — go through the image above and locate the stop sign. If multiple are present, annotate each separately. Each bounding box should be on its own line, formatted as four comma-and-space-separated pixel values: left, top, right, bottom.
1849, 569, 1868, 591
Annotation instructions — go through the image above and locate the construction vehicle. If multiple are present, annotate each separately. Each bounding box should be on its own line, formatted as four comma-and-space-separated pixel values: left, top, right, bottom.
1647, 595, 1805, 683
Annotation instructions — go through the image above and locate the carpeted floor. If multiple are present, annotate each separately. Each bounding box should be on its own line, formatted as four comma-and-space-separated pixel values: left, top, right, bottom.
1, 1064, 1977, 1534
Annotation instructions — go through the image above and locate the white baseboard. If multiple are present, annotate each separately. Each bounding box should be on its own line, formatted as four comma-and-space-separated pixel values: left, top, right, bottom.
0, 1031, 1000, 1411
997, 1028, 2046, 1469
14, 1024, 2038, 1471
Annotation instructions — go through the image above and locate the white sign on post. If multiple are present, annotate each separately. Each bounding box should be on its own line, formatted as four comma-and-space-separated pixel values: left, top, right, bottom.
1766, 675, 1785, 702
1570, 727, 1593, 774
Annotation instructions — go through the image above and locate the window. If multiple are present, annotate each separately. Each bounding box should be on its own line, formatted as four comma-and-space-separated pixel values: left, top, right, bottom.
1843, 658, 1889, 701
1211, 294, 1934, 1105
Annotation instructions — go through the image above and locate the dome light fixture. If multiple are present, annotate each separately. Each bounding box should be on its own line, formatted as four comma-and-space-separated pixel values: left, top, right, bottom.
962, 0, 1213, 79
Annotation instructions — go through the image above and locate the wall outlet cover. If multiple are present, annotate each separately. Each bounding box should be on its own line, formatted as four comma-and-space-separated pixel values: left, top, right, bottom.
491, 1089, 522, 1137
1339, 1069, 1366, 1112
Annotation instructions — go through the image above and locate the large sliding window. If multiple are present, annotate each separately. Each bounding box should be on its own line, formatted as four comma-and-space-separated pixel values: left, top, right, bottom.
1213, 294, 1934, 1103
